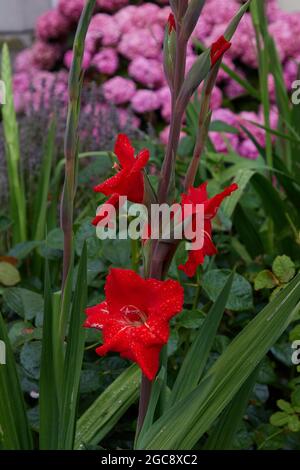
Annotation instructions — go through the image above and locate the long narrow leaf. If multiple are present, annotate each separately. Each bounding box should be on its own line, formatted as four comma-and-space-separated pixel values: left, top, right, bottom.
169, 272, 234, 406
0, 313, 33, 449
1, 44, 27, 243
39, 260, 59, 449
140, 272, 300, 449
204, 367, 259, 449
59, 243, 87, 449
75, 365, 141, 449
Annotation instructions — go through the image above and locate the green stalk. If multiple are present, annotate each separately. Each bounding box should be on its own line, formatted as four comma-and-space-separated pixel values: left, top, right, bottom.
184, 69, 216, 190
1, 44, 27, 244
131, 239, 140, 272
60, 0, 96, 287
251, 1, 273, 170
158, 8, 188, 204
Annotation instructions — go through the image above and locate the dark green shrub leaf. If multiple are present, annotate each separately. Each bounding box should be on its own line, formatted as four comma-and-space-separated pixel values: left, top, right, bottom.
0, 262, 20, 286
202, 269, 253, 311
272, 255, 296, 284
20, 341, 42, 380
254, 270, 278, 290
3, 288, 44, 320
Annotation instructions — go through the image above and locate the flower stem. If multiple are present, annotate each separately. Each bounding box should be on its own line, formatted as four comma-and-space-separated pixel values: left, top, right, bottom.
184, 66, 217, 190
158, 13, 188, 204
136, 374, 153, 435
60, 0, 96, 288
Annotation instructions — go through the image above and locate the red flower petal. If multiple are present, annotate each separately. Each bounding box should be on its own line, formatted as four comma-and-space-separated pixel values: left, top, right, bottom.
93, 135, 149, 226
84, 301, 109, 329
179, 182, 238, 277
204, 183, 238, 219
114, 134, 135, 169
94, 168, 128, 195
178, 249, 205, 277
85, 269, 184, 380
92, 193, 120, 226
132, 343, 161, 381
105, 268, 183, 322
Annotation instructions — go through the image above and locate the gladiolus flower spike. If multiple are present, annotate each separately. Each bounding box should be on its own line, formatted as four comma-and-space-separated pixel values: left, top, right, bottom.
179, 182, 238, 277
92, 134, 149, 226
84, 268, 184, 381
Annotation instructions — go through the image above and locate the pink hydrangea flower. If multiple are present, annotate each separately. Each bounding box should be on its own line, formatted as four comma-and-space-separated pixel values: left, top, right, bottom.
31, 42, 61, 70
58, 0, 85, 22
238, 139, 259, 160
97, 0, 129, 11
103, 76, 136, 105
224, 15, 257, 68
156, 6, 172, 28
224, 79, 245, 99
114, 6, 139, 33
36, 9, 70, 41
129, 57, 164, 88
118, 27, 163, 60
131, 90, 161, 113
209, 107, 240, 153
92, 48, 119, 75
87, 14, 120, 48
209, 131, 239, 153
238, 111, 265, 147
14, 49, 36, 73
211, 108, 238, 127
134, 3, 161, 28
202, 0, 240, 27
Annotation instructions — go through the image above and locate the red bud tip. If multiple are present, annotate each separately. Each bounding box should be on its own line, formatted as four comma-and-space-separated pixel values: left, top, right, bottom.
210, 35, 231, 67
168, 13, 176, 34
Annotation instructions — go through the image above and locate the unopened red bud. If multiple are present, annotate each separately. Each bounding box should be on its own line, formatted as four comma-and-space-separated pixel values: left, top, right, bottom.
210, 35, 231, 67
168, 13, 176, 34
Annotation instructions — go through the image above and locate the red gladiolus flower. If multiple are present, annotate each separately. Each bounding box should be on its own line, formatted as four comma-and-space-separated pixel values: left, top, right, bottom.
210, 35, 231, 67
179, 183, 238, 277
168, 13, 176, 34
84, 268, 184, 380
92, 134, 149, 226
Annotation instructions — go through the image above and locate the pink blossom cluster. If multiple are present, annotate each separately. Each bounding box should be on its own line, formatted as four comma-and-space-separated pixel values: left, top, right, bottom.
13, 0, 300, 159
